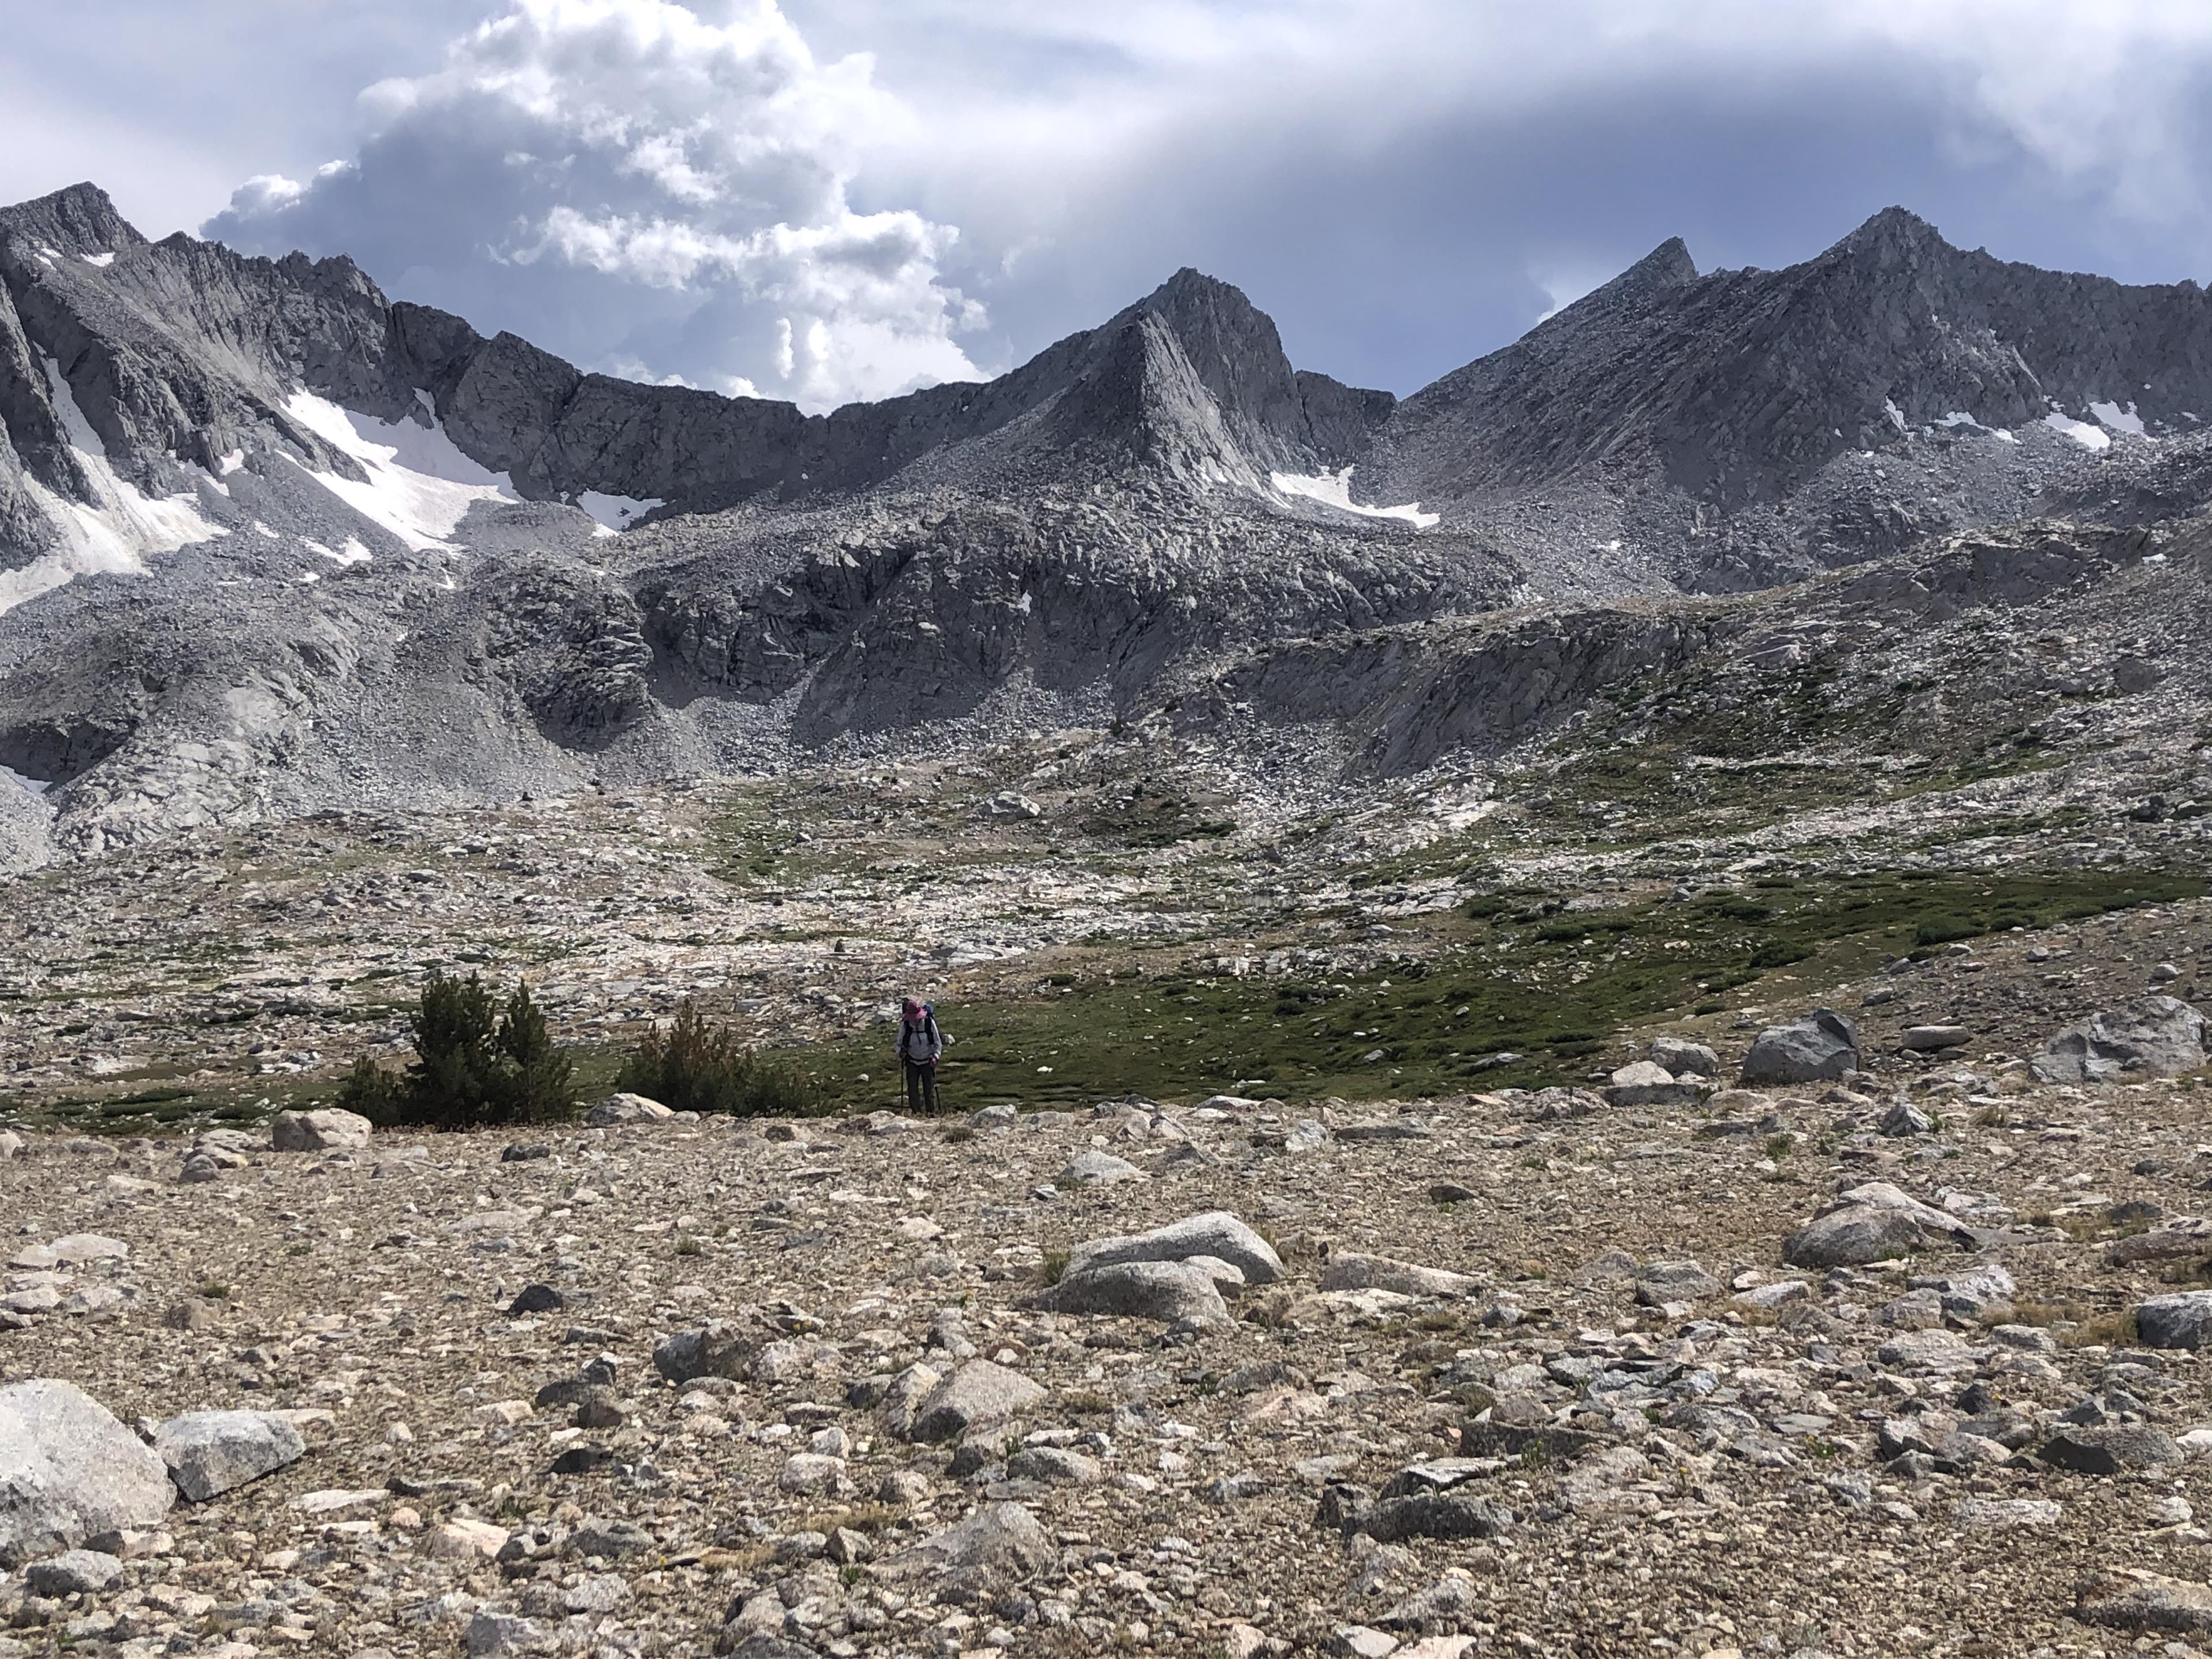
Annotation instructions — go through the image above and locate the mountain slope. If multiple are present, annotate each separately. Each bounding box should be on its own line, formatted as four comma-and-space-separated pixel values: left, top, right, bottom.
1365, 206, 2212, 587
1, 186, 2207, 873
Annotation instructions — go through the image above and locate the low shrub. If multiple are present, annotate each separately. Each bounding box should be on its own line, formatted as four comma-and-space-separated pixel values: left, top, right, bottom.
340, 970, 578, 1129
616, 1000, 831, 1118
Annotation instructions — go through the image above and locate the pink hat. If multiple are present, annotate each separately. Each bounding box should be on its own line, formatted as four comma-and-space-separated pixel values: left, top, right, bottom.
903, 998, 923, 1020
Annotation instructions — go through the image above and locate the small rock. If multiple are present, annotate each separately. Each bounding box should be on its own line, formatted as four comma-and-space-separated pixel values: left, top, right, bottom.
2042, 1425, 2186, 1474
1006, 1445, 1101, 1485
2073, 1568, 2212, 1634
1605, 1060, 1700, 1107
1878, 1102, 1933, 1137
1634, 1260, 1720, 1305
1066, 1210, 1283, 1284
1330, 1627, 1400, 1658
430, 1518, 510, 1561
1649, 1037, 1719, 1077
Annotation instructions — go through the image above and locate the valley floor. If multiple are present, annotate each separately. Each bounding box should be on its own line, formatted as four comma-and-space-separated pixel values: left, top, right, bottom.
1, 713, 2209, 1657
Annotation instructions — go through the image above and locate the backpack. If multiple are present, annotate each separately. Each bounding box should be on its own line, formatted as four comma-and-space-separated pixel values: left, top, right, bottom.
904, 1006, 941, 1062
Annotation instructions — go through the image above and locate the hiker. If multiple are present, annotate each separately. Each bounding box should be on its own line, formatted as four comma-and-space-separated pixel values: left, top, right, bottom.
898, 996, 946, 1113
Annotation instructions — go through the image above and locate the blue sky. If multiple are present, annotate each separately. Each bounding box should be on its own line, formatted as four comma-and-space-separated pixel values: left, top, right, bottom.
6, 2, 2211, 411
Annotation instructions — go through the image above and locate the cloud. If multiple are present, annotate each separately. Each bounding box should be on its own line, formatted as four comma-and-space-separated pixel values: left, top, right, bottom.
178, 0, 2212, 407
208, 0, 984, 411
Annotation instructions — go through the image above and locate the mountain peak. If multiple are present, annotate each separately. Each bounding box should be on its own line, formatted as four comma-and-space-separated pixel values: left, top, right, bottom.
0, 181, 146, 258
1829, 204, 1952, 266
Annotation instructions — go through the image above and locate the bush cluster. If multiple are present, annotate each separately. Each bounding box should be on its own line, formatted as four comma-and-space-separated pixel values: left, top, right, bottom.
616, 1000, 830, 1118
340, 971, 578, 1129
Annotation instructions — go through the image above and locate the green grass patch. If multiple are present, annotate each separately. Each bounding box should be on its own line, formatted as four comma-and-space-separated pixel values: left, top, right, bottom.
783, 864, 2203, 1109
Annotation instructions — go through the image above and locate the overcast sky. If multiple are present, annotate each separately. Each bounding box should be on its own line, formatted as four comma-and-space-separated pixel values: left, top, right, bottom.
7, 1, 2212, 412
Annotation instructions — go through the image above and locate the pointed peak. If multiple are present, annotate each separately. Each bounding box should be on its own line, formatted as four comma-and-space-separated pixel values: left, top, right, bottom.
0, 181, 147, 257
1624, 236, 1699, 288
1830, 205, 1952, 262
1538, 236, 1699, 329
1138, 267, 1257, 319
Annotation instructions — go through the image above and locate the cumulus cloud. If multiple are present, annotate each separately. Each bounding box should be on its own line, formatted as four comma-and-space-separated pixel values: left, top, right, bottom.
172, 0, 2212, 406
208, 0, 984, 411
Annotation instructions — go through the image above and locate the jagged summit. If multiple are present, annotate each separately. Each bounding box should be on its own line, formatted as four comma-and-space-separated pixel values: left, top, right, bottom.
0, 181, 146, 259
2, 185, 2209, 868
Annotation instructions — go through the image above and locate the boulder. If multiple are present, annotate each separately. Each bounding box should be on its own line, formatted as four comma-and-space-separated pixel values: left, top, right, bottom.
905, 1361, 1047, 1444
9, 1234, 126, 1270
1782, 1181, 1976, 1269
1031, 1260, 1232, 1329
2110, 1219, 2212, 1267
154, 1411, 308, 1501
2137, 1291, 2212, 1351
1060, 1150, 1146, 1187
269, 1108, 372, 1152
1006, 1445, 1100, 1485
2075, 1568, 2212, 1635
586, 1092, 675, 1127
876, 1501, 1053, 1605
651, 1313, 779, 1383
0, 1379, 174, 1565
1067, 1210, 1283, 1285
1319, 1253, 1477, 1299
1740, 1009, 1861, 1085
24, 1547, 123, 1595
1879, 1101, 1932, 1137
1901, 1025, 1970, 1053
1648, 1037, 1719, 1077
2041, 1425, 2184, 1475
2034, 996, 2209, 1083
1346, 1491, 1515, 1543
1604, 1061, 1699, 1107
1634, 1260, 1721, 1306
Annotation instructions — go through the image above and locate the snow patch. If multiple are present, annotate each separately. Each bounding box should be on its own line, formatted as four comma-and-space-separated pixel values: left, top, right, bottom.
80, 251, 115, 269
574, 491, 665, 534
0, 358, 228, 617
2042, 411, 2112, 451
1269, 467, 1439, 529
251, 521, 279, 540
282, 390, 517, 550
304, 537, 373, 567
1883, 398, 1908, 433
0, 764, 51, 797
2088, 399, 2149, 438
1934, 411, 1979, 428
